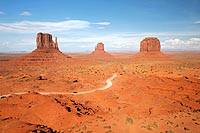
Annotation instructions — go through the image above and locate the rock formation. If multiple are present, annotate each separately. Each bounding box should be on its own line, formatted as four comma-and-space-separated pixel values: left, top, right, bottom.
95, 42, 104, 51
134, 37, 169, 60
140, 37, 160, 52
18, 32, 71, 62
36, 33, 58, 50
91, 42, 113, 58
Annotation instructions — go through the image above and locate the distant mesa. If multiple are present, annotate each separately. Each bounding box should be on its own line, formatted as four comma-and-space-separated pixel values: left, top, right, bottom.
95, 42, 104, 51
140, 37, 160, 52
134, 37, 169, 59
18, 32, 71, 62
90, 42, 113, 58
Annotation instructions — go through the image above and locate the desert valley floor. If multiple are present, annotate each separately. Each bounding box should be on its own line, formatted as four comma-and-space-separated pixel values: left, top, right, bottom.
0, 51, 200, 133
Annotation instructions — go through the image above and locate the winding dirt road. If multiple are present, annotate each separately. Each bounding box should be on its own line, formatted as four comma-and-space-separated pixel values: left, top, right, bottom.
0, 73, 117, 98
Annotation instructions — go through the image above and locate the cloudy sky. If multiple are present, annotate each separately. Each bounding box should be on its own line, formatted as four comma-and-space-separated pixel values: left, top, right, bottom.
0, 0, 200, 52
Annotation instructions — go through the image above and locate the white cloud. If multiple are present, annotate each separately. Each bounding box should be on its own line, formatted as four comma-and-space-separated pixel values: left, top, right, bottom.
58, 34, 200, 51
112, 32, 200, 37
97, 27, 105, 29
164, 39, 184, 45
163, 38, 200, 45
194, 20, 200, 24
0, 11, 5, 15
58, 34, 140, 49
0, 20, 91, 33
19, 11, 32, 16
162, 38, 200, 49
52, 32, 200, 50
1, 31, 200, 52
0, 20, 112, 33
0, 39, 36, 52
93, 22, 111, 25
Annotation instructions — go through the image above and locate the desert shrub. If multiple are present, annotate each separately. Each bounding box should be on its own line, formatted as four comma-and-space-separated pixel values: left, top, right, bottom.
126, 116, 133, 124
196, 99, 200, 103
166, 120, 174, 125
103, 125, 111, 129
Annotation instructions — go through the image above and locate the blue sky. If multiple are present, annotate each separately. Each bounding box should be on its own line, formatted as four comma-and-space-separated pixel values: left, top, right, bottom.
0, 0, 200, 52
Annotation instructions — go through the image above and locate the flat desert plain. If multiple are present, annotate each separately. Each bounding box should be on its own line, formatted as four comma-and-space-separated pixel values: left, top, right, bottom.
0, 51, 200, 133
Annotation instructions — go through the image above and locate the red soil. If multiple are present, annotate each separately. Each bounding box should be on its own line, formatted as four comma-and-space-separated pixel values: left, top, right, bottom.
134, 51, 170, 60
0, 51, 200, 133
90, 50, 113, 58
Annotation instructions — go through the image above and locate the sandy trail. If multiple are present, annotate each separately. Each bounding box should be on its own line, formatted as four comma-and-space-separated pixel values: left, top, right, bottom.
0, 73, 117, 97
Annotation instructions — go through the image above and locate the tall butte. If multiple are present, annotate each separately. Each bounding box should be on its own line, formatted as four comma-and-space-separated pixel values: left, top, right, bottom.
90, 42, 113, 58
19, 32, 71, 62
134, 37, 169, 60
36, 32, 59, 50
140, 37, 160, 52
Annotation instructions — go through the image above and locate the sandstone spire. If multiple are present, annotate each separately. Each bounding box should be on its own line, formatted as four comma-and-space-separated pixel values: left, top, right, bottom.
55, 37, 58, 50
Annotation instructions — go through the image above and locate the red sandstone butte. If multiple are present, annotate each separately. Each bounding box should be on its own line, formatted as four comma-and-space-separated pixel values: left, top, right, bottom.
36, 32, 59, 50
91, 42, 113, 58
134, 37, 169, 60
140, 37, 161, 52
95, 42, 104, 51
17, 32, 71, 62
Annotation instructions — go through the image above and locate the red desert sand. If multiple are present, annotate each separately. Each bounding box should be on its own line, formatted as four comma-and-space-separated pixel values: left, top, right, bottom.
0, 34, 200, 133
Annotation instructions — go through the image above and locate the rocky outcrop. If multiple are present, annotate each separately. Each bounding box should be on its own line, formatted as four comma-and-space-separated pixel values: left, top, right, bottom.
91, 42, 113, 58
17, 32, 71, 62
140, 37, 160, 52
134, 37, 169, 60
95, 42, 104, 51
36, 33, 58, 50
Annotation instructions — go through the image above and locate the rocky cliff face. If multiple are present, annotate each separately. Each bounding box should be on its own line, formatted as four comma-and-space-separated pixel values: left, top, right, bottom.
140, 37, 160, 52
36, 33, 58, 50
